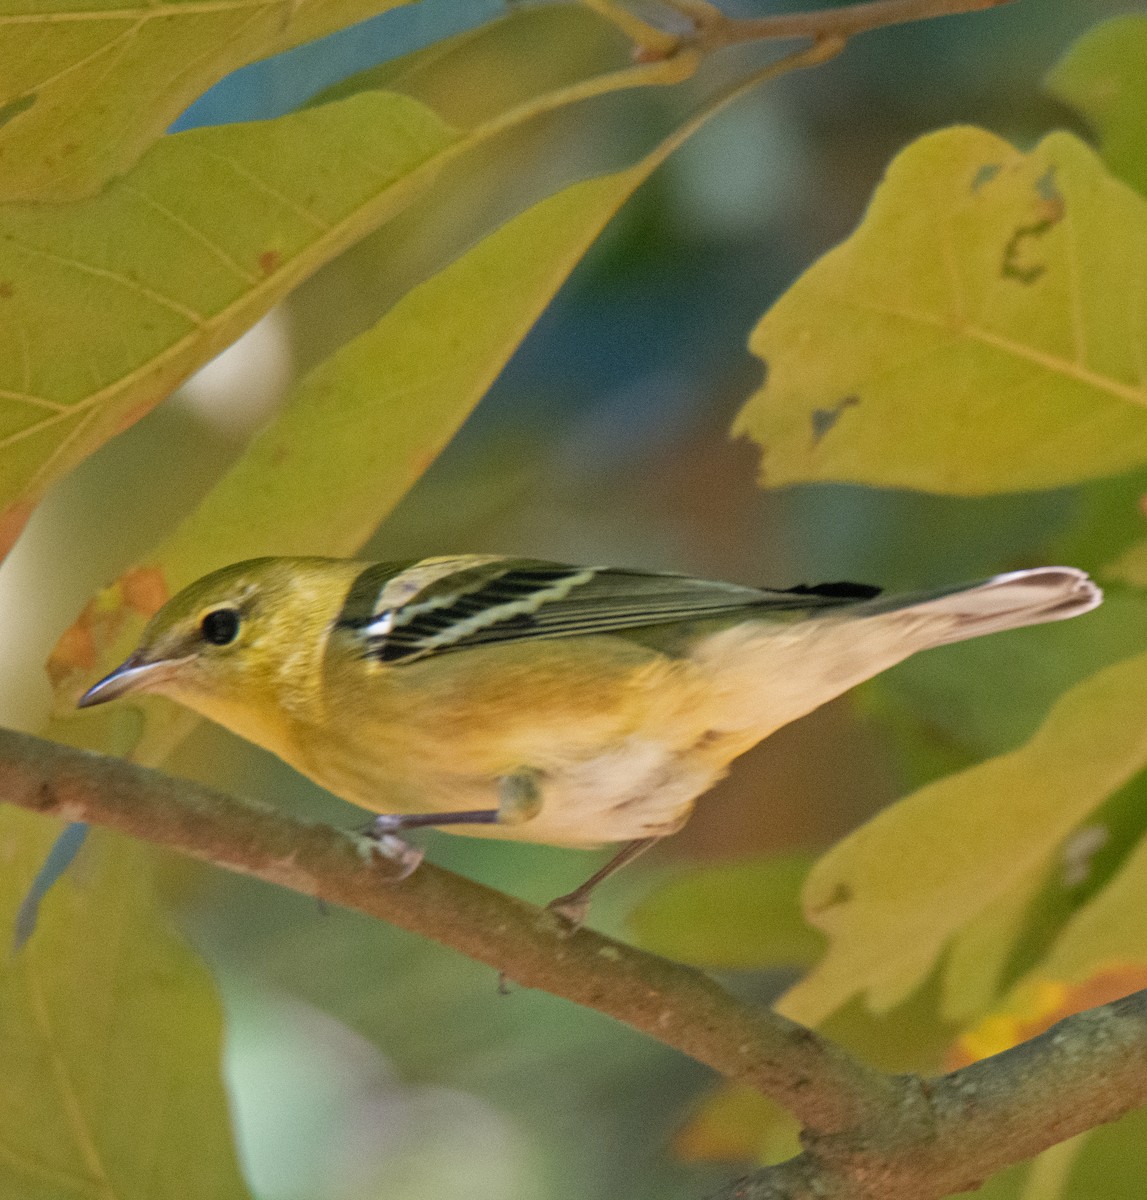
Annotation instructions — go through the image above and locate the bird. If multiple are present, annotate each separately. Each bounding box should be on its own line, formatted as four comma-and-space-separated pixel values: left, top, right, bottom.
78, 556, 1101, 921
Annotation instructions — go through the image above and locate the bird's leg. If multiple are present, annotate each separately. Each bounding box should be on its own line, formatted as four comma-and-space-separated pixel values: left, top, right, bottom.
368, 809, 499, 833
547, 837, 660, 929
367, 768, 544, 835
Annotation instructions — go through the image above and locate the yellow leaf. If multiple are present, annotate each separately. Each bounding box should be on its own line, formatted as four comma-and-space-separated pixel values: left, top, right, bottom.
947, 965, 1147, 1068
779, 650, 1147, 1027
940, 863, 1047, 1024
0, 90, 458, 561
0, 0, 416, 201
0, 811, 250, 1199
0, 12, 695, 562
735, 127, 1147, 495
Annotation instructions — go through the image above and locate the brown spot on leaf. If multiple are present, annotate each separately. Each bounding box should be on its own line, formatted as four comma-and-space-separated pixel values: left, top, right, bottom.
46, 607, 98, 686
259, 249, 282, 275
1001, 226, 1050, 283
810, 881, 852, 914
810, 396, 859, 445
0, 282, 14, 299
970, 163, 1001, 193
121, 566, 169, 618
45, 576, 148, 691
1000, 170, 1066, 285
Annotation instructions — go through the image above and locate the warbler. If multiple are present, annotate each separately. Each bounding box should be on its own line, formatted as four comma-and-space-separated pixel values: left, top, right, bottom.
79, 556, 1100, 917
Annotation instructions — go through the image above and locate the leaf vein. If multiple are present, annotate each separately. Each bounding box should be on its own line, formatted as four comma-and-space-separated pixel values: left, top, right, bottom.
0, 0, 278, 24
828, 291, 1147, 408
23, 965, 117, 1199
3, 237, 206, 326
119, 184, 259, 285
196, 147, 332, 233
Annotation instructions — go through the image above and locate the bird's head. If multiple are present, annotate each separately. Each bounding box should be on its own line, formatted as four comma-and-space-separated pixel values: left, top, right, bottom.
78, 557, 363, 729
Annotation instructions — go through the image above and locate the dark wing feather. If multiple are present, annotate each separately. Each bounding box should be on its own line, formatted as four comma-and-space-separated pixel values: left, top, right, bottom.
340, 558, 881, 665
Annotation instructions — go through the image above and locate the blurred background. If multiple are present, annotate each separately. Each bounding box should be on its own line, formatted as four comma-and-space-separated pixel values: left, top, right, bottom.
3, 0, 1143, 1195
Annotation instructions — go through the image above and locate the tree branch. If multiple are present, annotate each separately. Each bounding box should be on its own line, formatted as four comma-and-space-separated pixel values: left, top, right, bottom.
712, 989, 1147, 1198
5, 726, 1147, 1198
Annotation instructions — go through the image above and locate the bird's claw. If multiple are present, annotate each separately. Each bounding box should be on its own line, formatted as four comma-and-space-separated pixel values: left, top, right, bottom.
544, 892, 590, 933
366, 813, 407, 835
357, 830, 424, 880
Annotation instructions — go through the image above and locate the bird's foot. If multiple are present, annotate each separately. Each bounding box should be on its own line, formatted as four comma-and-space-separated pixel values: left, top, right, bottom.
544, 891, 591, 932
543, 837, 662, 932
356, 829, 425, 880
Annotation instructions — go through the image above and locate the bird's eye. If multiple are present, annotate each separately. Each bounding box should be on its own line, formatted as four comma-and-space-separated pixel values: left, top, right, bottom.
200, 607, 241, 646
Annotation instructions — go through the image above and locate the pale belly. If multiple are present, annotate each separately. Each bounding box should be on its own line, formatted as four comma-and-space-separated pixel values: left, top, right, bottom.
447, 738, 726, 847
297, 725, 730, 847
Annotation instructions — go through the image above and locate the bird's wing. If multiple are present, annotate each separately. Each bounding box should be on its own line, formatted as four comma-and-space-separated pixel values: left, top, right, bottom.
337, 557, 880, 665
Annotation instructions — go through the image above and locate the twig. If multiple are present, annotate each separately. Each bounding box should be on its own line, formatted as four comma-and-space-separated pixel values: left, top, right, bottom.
6, 726, 1147, 1200
579, 0, 1018, 57
579, 0, 682, 56
697, 0, 1017, 50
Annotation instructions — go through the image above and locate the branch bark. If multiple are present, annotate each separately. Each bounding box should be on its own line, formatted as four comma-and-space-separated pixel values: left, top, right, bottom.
4, 726, 1147, 1199
713, 990, 1147, 1198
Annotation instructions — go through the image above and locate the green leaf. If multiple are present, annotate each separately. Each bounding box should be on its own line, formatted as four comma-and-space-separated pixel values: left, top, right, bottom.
0, 0, 416, 201
1061, 1105, 1147, 1197
0, 24, 698, 566
778, 650, 1147, 1027
1047, 16, 1147, 199
940, 864, 1046, 1024
734, 127, 1147, 495
1104, 538, 1147, 587
976, 1140, 1086, 1200
0, 90, 458, 562
628, 854, 824, 970
1038, 823, 1147, 984
0, 810, 249, 1199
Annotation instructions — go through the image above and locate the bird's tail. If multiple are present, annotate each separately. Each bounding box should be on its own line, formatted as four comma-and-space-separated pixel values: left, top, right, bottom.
857, 566, 1101, 647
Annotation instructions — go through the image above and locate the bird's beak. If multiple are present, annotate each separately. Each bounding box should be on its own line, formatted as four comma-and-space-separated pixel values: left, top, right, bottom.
77, 655, 187, 708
